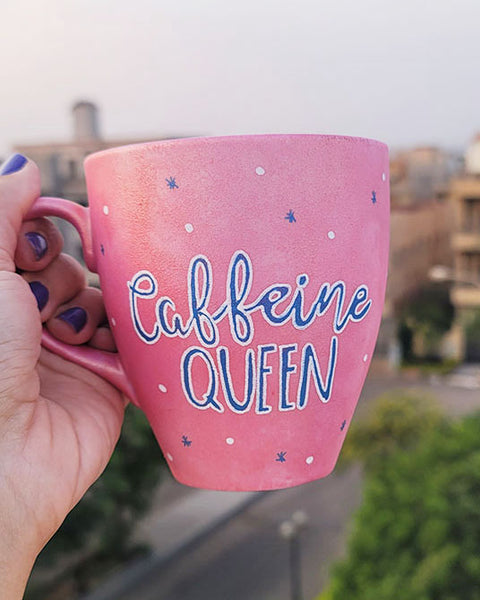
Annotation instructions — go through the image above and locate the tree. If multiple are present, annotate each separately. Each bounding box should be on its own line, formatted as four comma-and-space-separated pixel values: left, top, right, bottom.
26, 405, 167, 598
398, 284, 454, 361
465, 309, 480, 362
323, 412, 480, 600
338, 390, 446, 473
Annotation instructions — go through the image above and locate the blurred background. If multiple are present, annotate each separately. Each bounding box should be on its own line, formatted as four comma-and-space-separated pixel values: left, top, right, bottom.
2, 0, 480, 598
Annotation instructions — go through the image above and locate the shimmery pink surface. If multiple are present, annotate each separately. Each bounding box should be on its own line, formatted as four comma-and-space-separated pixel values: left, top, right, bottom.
75, 134, 391, 491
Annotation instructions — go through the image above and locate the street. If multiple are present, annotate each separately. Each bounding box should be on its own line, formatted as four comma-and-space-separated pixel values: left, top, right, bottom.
93, 368, 480, 600
118, 467, 362, 600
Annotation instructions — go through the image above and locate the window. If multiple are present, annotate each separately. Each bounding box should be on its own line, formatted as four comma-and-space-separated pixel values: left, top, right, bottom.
463, 197, 480, 232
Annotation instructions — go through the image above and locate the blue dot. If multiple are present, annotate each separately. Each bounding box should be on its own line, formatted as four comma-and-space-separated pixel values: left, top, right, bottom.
297, 274, 308, 287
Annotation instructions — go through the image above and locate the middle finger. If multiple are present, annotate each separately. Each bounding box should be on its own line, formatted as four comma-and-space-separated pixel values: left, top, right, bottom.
23, 253, 86, 321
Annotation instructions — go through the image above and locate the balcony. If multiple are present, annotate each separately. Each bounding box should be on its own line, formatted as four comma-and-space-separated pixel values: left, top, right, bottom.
450, 177, 480, 198
451, 285, 480, 308
452, 232, 480, 252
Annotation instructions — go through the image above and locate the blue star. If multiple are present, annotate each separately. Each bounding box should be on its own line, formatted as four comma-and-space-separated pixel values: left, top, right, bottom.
371, 191, 377, 204
276, 451, 287, 463
285, 209, 296, 223
182, 435, 192, 447
340, 420, 347, 431
166, 176, 179, 190
100, 244, 105, 255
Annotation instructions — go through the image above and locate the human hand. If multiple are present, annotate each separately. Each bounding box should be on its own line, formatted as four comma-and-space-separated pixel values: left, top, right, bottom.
0, 155, 126, 598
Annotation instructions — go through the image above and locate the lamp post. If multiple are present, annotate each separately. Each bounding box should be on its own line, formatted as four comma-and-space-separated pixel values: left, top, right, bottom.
279, 510, 309, 600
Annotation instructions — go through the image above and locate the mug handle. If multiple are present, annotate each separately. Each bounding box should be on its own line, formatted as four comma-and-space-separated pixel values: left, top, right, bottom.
25, 197, 137, 404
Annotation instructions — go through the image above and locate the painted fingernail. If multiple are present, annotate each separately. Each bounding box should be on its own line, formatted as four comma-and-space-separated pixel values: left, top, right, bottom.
29, 281, 49, 311
57, 307, 87, 333
0, 153, 28, 175
25, 231, 48, 261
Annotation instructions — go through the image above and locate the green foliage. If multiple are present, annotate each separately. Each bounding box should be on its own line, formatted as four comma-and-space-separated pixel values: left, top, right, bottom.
317, 586, 334, 600
326, 412, 480, 600
464, 310, 480, 362
26, 405, 166, 597
401, 285, 454, 339
339, 390, 446, 472
464, 309, 480, 338
398, 284, 454, 361
402, 358, 459, 376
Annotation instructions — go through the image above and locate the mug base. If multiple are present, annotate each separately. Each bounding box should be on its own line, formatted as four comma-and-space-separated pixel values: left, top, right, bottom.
167, 459, 338, 492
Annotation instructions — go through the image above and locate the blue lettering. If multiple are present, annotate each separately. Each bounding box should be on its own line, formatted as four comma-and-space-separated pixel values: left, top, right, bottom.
128, 271, 160, 344
335, 285, 372, 332
218, 347, 255, 413
128, 250, 373, 352
279, 344, 297, 411
314, 282, 345, 327
157, 298, 190, 336
181, 347, 223, 412
227, 251, 254, 344
189, 256, 218, 346
247, 285, 291, 324
256, 344, 277, 414
297, 337, 337, 409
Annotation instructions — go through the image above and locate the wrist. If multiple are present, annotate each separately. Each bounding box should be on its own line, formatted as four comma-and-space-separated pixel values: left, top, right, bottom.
0, 550, 36, 600
0, 517, 39, 599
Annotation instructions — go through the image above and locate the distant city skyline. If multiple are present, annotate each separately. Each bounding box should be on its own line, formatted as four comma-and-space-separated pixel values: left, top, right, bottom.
2, 0, 480, 159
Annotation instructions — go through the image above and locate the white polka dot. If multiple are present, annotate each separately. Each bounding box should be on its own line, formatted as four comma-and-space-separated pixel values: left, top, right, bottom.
185, 223, 194, 233
363, 354, 368, 363
328, 231, 336, 240
103, 205, 109, 215
256, 166, 265, 175
306, 456, 314, 465
111, 317, 116, 327
167, 453, 174, 462
226, 437, 235, 445
158, 384, 167, 393
382, 172, 387, 182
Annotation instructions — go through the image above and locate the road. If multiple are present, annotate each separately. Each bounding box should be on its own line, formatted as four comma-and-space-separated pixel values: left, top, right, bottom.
118, 466, 362, 600
98, 368, 480, 600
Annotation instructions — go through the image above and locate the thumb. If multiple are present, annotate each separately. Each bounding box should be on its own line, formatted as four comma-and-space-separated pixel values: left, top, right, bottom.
0, 154, 41, 272
0, 155, 42, 410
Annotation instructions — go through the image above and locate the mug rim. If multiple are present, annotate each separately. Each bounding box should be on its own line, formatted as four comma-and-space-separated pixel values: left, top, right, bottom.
84, 133, 388, 166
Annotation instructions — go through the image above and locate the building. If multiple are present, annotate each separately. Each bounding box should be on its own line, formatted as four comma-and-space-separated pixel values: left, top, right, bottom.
448, 135, 480, 361
389, 146, 455, 208
14, 101, 181, 203
376, 147, 456, 367
14, 101, 183, 261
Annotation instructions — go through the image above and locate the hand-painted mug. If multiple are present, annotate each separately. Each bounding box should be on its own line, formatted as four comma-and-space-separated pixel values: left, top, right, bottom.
27, 134, 390, 491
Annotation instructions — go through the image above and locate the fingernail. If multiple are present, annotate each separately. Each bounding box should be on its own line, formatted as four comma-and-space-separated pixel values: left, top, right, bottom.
57, 307, 87, 333
0, 153, 28, 176
29, 281, 49, 311
25, 231, 48, 261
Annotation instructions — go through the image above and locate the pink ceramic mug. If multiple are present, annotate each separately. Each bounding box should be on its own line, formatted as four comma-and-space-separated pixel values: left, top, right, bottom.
27, 134, 389, 491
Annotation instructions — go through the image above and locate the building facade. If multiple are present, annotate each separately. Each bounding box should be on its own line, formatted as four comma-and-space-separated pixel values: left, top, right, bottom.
448, 137, 480, 360
376, 146, 456, 367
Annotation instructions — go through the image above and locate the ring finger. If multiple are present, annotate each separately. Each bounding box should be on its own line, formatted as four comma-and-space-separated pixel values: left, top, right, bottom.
23, 253, 86, 321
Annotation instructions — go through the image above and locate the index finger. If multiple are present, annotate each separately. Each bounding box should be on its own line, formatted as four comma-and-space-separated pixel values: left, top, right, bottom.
15, 217, 64, 272
0, 155, 41, 273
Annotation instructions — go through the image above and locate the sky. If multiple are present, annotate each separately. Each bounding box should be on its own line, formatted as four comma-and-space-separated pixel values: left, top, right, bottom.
2, 0, 480, 159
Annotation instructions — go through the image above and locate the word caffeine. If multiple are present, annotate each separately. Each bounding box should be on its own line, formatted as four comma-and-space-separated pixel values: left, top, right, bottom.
128, 250, 371, 347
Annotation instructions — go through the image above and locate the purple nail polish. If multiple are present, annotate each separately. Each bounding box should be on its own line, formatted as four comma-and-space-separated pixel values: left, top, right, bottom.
29, 281, 49, 311
57, 307, 87, 333
0, 153, 28, 175
25, 231, 48, 261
